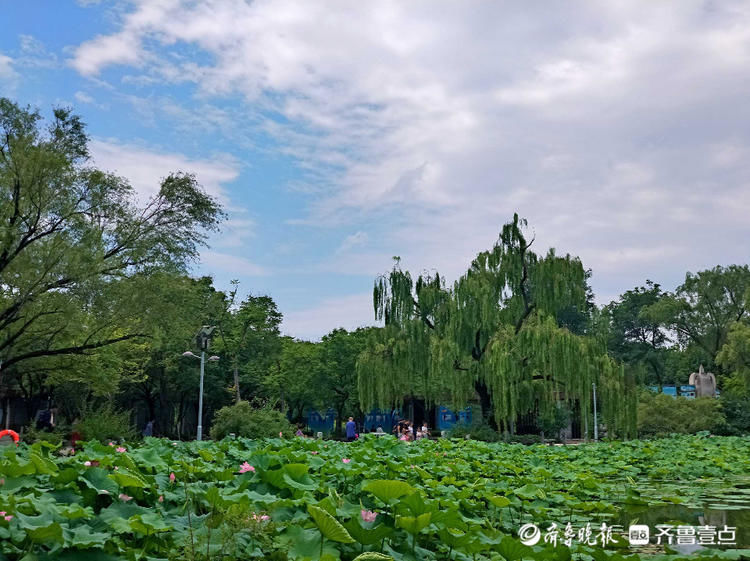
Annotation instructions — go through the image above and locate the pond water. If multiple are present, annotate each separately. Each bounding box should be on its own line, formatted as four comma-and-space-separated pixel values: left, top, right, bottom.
618, 477, 750, 551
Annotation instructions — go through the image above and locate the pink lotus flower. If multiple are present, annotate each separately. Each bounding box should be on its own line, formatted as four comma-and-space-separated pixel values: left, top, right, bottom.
3, 515, 11, 521
84, 461, 91, 467
116, 446, 126, 453
0, 511, 5, 516
169, 472, 176, 482
342, 458, 351, 464
172, 442, 178, 446
158, 495, 164, 503
360, 510, 377, 523
0, 479, 4, 485
113, 466, 119, 470
239, 462, 255, 473
279, 432, 283, 438
310, 451, 318, 455
108, 442, 114, 446
260, 514, 270, 521
119, 494, 132, 501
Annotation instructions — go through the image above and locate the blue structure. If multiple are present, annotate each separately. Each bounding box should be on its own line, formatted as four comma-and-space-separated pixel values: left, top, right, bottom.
436, 405, 472, 432
679, 385, 696, 399
363, 409, 401, 433
647, 385, 700, 398
307, 408, 336, 435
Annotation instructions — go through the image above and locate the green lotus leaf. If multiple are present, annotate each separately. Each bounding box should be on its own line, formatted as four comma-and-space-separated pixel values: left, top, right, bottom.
343, 518, 394, 545
307, 504, 355, 543
352, 554, 394, 561
362, 479, 415, 503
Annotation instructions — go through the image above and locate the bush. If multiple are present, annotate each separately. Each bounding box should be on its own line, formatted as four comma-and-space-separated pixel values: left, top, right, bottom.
447, 420, 500, 442
721, 395, 750, 435
637, 391, 726, 438
210, 401, 294, 440
74, 402, 137, 443
23, 423, 66, 446
507, 434, 543, 445
538, 403, 570, 441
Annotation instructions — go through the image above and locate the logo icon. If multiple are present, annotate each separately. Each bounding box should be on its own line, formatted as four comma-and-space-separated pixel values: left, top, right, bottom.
519, 523, 541, 546
628, 525, 650, 546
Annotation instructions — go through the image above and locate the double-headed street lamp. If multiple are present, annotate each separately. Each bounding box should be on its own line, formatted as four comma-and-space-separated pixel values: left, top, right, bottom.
183, 326, 219, 441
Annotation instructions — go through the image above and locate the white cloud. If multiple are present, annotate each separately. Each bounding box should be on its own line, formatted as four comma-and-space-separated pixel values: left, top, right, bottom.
18, 35, 58, 68
74, 91, 95, 104
71, 31, 144, 76
200, 251, 267, 277
0, 53, 18, 92
69, 0, 750, 322
214, 218, 256, 249
336, 231, 368, 254
281, 292, 377, 341
88, 138, 240, 203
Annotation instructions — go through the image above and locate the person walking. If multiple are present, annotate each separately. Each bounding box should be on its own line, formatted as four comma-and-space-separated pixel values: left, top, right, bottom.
345, 417, 357, 442
142, 419, 154, 437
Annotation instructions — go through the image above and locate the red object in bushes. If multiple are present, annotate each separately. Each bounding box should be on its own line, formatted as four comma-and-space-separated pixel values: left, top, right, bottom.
0, 429, 20, 446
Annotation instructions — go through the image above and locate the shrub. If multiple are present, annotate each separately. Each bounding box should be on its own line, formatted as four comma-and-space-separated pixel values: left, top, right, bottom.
508, 434, 543, 445
23, 423, 66, 445
538, 403, 570, 441
74, 402, 137, 443
447, 420, 500, 442
210, 401, 294, 440
721, 395, 750, 435
637, 391, 726, 438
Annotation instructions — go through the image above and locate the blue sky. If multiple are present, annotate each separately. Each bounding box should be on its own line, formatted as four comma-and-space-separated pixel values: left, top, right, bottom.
2, 1, 749, 339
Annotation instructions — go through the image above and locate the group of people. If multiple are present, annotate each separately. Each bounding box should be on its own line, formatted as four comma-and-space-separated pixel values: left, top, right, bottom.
393, 419, 430, 441
343, 416, 431, 442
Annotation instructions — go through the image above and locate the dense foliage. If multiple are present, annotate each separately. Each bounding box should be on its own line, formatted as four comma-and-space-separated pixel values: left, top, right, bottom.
358, 215, 636, 437
210, 401, 295, 440
2, 435, 750, 560
2, 97, 750, 447
637, 393, 726, 437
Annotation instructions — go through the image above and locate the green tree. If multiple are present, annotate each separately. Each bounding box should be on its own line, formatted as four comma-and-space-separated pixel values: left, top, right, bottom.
215, 282, 283, 403
265, 337, 324, 424
116, 274, 227, 438
320, 328, 372, 434
605, 281, 670, 387
357, 214, 635, 437
0, 98, 224, 373
717, 321, 750, 393
0, 99, 224, 422
644, 265, 750, 371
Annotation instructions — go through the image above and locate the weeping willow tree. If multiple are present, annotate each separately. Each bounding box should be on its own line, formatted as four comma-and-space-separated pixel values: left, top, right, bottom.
357, 214, 636, 438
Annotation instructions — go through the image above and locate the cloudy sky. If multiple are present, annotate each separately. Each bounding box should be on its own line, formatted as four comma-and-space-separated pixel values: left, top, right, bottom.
2, 1, 749, 339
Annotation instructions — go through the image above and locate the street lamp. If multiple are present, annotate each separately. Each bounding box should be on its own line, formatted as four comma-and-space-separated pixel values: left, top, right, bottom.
182, 325, 219, 441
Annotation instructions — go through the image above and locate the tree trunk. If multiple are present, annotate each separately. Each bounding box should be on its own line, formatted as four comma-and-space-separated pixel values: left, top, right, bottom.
233, 359, 241, 403
475, 381, 496, 428
336, 406, 344, 436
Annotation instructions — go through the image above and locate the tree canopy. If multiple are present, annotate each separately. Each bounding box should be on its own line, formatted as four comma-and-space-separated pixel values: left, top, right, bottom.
0, 98, 224, 376
643, 265, 750, 370
358, 214, 636, 437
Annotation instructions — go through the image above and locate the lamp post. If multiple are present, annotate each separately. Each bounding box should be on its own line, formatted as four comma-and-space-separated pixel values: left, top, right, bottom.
592, 382, 599, 441
182, 351, 220, 441
183, 325, 218, 441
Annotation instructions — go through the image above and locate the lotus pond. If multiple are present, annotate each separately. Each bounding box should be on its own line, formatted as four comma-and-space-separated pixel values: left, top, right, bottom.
1, 434, 750, 561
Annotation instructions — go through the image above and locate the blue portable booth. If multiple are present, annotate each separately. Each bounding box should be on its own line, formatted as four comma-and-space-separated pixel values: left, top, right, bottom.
436, 405, 472, 432
363, 409, 401, 433
307, 408, 336, 435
